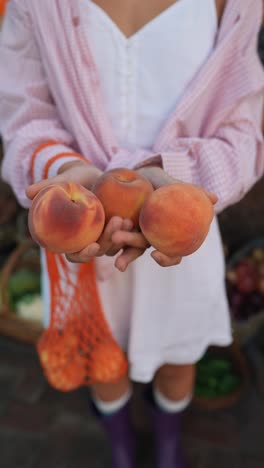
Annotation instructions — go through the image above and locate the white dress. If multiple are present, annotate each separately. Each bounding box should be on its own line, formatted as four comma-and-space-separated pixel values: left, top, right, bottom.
44, 0, 232, 383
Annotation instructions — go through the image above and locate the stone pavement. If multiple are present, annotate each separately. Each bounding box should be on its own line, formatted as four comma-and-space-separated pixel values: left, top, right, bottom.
0, 336, 264, 468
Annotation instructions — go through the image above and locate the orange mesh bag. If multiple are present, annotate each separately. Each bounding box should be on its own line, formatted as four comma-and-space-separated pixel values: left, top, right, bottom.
0, 0, 6, 16
37, 250, 128, 392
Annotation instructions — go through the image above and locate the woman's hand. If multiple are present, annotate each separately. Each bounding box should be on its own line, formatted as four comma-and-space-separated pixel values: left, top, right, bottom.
137, 166, 218, 204
65, 216, 135, 264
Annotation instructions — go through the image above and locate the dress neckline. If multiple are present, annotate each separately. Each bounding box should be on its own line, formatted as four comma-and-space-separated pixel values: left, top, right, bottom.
87, 0, 188, 42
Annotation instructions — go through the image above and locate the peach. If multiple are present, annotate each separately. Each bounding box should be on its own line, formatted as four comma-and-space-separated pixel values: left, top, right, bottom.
139, 183, 214, 257
28, 182, 105, 254
92, 168, 153, 227
43, 363, 86, 392
90, 341, 128, 383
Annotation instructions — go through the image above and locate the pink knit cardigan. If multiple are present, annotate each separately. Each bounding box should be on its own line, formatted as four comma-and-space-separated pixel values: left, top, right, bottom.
0, 0, 264, 214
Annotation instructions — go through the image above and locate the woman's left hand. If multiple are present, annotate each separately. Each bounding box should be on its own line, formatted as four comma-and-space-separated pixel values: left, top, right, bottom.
136, 165, 218, 204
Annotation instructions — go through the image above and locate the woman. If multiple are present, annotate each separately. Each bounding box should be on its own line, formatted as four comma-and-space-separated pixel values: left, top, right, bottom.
0, 1, 263, 467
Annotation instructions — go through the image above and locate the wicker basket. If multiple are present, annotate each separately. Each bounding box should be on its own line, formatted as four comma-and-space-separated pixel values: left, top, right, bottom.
0, 240, 43, 344
193, 342, 250, 411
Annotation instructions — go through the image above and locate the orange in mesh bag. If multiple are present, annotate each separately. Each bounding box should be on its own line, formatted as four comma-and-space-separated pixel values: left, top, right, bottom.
37, 250, 128, 391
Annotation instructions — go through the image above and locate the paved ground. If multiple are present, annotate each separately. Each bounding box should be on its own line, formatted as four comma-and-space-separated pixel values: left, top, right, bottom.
0, 336, 264, 468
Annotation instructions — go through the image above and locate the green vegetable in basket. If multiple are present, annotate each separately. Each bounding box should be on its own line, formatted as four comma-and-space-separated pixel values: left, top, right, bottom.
218, 375, 241, 394
8, 269, 41, 299
195, 355, 241, 399
195, 385, 219, 399
197, 357, 232, 375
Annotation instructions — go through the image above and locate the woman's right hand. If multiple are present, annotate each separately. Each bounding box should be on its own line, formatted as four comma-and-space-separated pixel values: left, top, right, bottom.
65, 215, 134, 264
26, 160, 135, 263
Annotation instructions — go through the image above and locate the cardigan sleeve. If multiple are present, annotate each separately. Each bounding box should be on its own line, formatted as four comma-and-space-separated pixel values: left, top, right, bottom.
160, 91, 264, 214
0, 1, 88, 208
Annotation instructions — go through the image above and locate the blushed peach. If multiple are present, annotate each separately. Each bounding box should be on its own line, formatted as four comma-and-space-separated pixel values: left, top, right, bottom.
93, 168, 153, 227
139, 183, 214, 257
28, 182, 105, 254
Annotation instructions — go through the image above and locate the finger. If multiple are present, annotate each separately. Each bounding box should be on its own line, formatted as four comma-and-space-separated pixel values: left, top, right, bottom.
105, 247, 124, 257
112, 230, 149, 249
104, 218, 133, 255
96, 217, 124, 255
151, 250, 182, 267
115, 247, 145, 272
26, 175, 65, 200
66, 243, 100, 263
204, 190, 218, 205
104, 219, 134, 256
122, 218, 134, 231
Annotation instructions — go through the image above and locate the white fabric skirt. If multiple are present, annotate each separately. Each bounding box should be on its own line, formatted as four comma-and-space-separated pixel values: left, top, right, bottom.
42, 216, 232, 383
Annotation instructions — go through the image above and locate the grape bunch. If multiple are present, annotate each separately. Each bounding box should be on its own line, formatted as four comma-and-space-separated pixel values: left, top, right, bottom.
226, 248, 264, 321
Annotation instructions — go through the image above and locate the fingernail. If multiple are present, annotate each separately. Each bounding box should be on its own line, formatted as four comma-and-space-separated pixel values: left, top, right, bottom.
92, 247, 100, 256
153, 253, 163, 264
116, 261, 125, 272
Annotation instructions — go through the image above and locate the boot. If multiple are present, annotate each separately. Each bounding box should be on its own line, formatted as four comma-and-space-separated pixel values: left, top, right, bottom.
91, 400, 136, 468
145, 387, 187, 468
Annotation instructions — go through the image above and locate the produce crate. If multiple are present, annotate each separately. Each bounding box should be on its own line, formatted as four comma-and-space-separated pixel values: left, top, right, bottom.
193, 342, 250, 411
0, 240, 43, 344
226, 238, 264, 345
